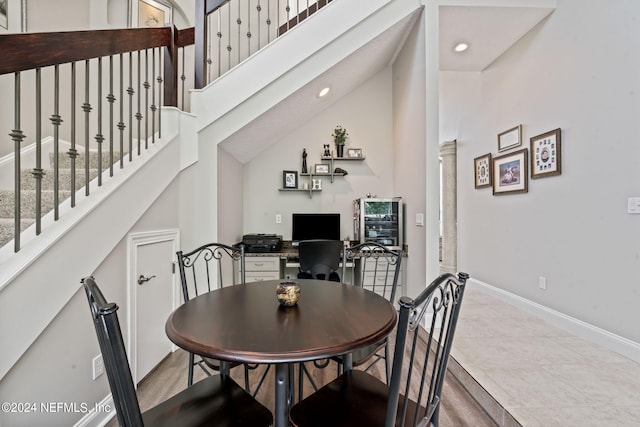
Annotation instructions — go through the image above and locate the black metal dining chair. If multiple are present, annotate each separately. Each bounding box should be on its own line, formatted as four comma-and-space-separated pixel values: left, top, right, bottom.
300, 241, 403, 399
339, 241, 403, 383
82, 276, 273, 427
176, 242, 248, 387
289, 272, 469, 427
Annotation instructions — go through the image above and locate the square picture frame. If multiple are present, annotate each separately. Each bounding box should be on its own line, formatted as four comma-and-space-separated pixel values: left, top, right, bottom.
474, 153, 492, 189
530, 128, 561, 179
492, 148, 528, 195
314, 164, 329, 174
132, 0, 172, 28
498, 125, 522, 152
0, 0, 23, 33
282, 170, 298, 189
347, 148, 363, 158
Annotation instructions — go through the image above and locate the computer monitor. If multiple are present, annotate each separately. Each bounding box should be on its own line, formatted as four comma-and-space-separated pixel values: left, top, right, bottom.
291, 213, 340, 245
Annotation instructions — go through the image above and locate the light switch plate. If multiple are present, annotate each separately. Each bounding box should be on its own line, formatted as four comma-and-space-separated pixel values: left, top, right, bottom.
416, 213, 424, 227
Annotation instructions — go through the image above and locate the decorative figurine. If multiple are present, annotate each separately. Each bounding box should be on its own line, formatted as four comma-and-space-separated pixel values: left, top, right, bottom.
323, 144, 331, 158
301, 149, 308, 173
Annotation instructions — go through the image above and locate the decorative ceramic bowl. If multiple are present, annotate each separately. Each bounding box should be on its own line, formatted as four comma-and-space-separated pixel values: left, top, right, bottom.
276, 281, 301, 307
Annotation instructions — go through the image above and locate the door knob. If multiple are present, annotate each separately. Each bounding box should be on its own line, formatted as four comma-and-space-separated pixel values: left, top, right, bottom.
138, 274, 157, 285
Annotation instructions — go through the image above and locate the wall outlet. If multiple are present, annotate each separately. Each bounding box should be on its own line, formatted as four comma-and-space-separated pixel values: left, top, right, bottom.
275, 214, 282, 224
538, 276, 547, 290
92, 354, 104, 380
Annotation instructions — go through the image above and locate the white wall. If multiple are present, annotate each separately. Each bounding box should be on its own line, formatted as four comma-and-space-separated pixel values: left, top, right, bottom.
392, 12, 428, 298
453, 0, 640, 344
0, 175, 181, 426
217, 146, 244, 245
243, 67, 395, 242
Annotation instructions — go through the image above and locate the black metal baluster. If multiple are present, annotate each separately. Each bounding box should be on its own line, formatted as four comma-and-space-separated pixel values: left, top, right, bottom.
69, 62, 78, 208
136, 51, 142, 155
82, 59, 92, 196
151, 48, 156, 144
128, 52, 134, 161
107, 55, 115, 176
50, 65, 62, 220
118, 53, 125, 168
96, 57, 104, 187
157, 47, 163, 139
10, 72, 25, 252
144, 49, 149, 149
33, 68, 43, 236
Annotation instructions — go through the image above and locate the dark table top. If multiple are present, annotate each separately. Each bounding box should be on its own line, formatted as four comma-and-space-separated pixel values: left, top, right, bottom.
165, 279, 397, 364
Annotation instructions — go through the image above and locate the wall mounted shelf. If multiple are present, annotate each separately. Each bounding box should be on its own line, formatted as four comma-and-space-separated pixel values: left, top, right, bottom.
278, 154, 366, 198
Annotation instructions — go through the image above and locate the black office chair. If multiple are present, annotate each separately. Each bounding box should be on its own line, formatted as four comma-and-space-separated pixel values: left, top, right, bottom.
176, 243, 250, 388
290, 272, 469, 427
296, 239, 342, 398
82, 276, 273, 427
297, 239, 341, 281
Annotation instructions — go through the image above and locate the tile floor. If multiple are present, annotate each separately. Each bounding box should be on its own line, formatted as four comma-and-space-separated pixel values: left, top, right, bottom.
449, 283, 640, 426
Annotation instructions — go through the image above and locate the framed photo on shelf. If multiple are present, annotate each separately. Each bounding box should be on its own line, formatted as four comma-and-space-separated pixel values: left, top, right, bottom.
498, 125, 522, 152
282, 170, 298, 189
347, 148, 363, 158
492, 149, 528, 195
132, 0, 172, 28
530, 128, 561, 179
314, 164, 329, 174
474, 153, 492, 189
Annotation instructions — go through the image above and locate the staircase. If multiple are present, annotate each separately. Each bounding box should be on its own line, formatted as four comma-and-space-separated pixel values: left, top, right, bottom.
0, 149, 123, 249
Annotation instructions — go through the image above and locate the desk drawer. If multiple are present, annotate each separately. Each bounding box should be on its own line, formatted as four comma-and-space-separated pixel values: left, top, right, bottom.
245, 272, 281, 282
245, 257, 280, 272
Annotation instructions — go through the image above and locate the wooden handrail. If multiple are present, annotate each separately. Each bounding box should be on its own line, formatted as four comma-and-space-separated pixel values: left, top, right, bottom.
0, 26, 195, 107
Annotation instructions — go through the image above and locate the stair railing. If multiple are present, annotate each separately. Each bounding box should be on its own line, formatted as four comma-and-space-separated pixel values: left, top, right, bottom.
0, 26, 193, 253
194, 0, 333, 88
0, 0, 331, 254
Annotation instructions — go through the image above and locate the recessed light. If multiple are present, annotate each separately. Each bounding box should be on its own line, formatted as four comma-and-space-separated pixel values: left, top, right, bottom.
453, 42, 470, 53
317, 87, 330, 97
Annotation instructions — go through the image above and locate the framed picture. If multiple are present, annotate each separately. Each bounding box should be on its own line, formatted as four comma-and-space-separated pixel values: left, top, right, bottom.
282, 170, 298, 189
498, 125, 522, 152
530, 128, 561, 179
0, 0, 23, 33
314, 164, 329, 174
347, 148, 363, 158
474, 153, 492, 189
132, 0, 172, 28
492, 149, 528, 195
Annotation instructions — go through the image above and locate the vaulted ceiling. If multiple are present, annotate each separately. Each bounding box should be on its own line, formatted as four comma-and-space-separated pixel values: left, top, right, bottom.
219, 3, 555, 163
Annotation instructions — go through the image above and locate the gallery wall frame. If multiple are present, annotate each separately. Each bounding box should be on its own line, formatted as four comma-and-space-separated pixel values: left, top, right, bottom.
132, 0, 172, 28
474, 153, 492, 189
530, 128, 561, 179
0, 0, 23, 33
498, 124, 522, 152
492, 148, 528, 195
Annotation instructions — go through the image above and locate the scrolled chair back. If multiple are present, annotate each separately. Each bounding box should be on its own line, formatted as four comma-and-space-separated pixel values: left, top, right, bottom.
176, 242, 246, 302
385, 272, 469, 427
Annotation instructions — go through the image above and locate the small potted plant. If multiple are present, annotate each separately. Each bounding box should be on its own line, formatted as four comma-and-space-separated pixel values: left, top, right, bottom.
332, 125, 348, 158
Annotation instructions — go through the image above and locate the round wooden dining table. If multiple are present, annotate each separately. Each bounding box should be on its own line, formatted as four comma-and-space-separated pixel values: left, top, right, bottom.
165, 278, 398, 427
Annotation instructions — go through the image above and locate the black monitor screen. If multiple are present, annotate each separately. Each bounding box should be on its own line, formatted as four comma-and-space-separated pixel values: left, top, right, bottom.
292, 213, 340, 244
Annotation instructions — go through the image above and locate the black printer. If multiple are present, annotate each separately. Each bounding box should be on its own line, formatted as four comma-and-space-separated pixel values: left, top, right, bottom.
242, 234, 283, 253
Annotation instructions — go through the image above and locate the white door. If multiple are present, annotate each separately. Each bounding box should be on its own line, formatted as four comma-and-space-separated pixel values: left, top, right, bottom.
128, 230, 180, 383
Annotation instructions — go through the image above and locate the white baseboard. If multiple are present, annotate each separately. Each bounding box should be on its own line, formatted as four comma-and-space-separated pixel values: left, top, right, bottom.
73, 394, 116, 427
470, 278, 640, 364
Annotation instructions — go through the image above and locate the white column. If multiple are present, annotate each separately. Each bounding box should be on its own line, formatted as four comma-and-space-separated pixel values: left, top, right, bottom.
439, 140, 457, 274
